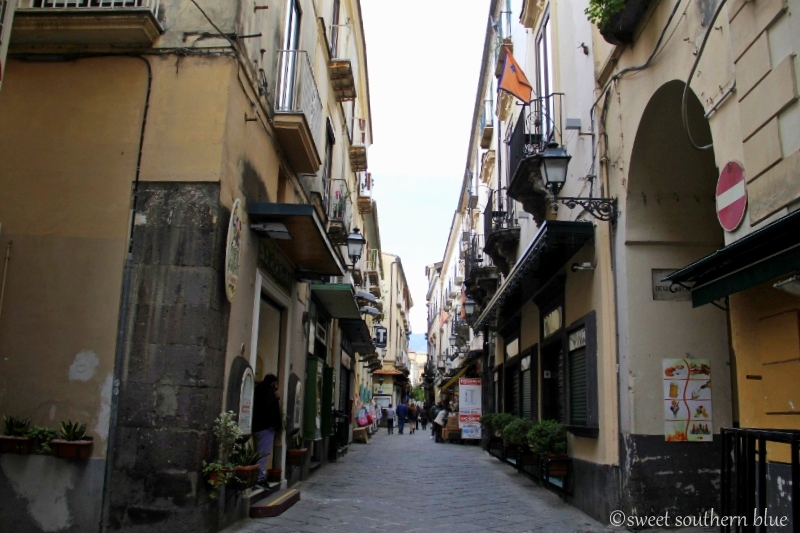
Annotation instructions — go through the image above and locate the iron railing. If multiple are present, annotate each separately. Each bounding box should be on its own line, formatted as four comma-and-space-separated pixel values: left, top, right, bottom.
275, 49, 323, 154
721, 427, 799, 532
18, 0, 159, 10
485, 187, 518, 233
365, 248, 380, 273
506, 92, 564, 165
465, 233, 495, 279
327, 178, 350, 223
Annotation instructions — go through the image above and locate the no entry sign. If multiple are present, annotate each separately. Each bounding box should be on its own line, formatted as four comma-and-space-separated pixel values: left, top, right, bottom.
716, 161, 747, 232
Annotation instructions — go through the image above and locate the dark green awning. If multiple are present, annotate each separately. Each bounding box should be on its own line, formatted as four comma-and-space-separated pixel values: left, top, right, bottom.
473, 220, 594, 330
664, 209, 800, 307
310, 284, 361, 319
340, 319, 376, 355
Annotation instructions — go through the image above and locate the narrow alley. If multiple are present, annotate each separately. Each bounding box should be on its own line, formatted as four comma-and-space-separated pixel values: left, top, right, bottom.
224, 432, 606, 533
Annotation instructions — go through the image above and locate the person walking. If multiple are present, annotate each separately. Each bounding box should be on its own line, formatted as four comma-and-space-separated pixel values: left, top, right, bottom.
415, 403, 421, 430
396, 400, 408, 434
252, 374, 282, 485
408, 403, 417, 434
419, 405, 428, 432
430, 402, 442, 440
432, 404, 447, 443
385, 403, 396, 434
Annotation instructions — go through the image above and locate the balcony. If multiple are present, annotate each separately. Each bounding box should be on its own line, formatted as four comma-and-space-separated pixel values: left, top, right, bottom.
348, 116, 369, 172
326, 21, 356, 102
365, 248, 380, 286
356, 171, 372, 214
326, 178, 351, 245
484, 188, 520, 276
463, 233, 499, 313
480, 99, 494, 149
273, 50, 323, 174
507, 94, 563, 225
12, 0, 162, 48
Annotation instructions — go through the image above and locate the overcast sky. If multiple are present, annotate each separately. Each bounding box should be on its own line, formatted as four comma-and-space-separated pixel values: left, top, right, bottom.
360, 1, 488, 335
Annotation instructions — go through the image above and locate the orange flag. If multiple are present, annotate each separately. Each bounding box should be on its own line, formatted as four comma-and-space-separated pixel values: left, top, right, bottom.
498, 50, 532, 103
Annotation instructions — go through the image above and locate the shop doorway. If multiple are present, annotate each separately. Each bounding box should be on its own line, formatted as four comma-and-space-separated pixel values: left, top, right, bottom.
540, 340, 562, 422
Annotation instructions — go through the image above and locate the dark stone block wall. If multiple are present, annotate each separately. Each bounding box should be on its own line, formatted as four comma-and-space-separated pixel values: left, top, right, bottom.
620, 434, 721, 520
105, 183, 229, 532
570, 458, 619, 524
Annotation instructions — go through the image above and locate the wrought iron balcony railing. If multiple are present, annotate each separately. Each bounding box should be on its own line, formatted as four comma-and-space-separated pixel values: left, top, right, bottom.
464, 233, 495, 278
485, 187, 519, 234
348, 116, 369, 171
275, 49, 323, 153
18, 0, 159, 11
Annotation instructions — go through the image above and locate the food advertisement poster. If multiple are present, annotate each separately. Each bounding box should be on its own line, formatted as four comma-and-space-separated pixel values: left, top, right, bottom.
458, 378, 482, 439
663, 358, 712, 442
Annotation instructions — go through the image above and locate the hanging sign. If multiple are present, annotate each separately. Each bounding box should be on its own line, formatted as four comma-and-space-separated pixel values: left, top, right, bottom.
716, 161, 747, 232
225, 199, 245, 302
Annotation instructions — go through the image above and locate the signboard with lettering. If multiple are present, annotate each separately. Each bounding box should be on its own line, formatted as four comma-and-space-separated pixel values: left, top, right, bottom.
458, 378, 482, 439
652, 269, 693, 301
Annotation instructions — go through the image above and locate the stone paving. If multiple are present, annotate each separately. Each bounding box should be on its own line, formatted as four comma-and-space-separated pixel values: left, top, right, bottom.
223, 427, 610, 533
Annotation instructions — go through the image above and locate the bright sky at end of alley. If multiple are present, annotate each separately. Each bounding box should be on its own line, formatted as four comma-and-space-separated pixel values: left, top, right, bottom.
360, 1, 488, 337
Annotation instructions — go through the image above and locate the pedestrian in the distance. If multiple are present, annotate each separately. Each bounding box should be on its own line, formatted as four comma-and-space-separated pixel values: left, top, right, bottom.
396, 399, 408, 434
408, 403, 417, 434
252, 374, 282, 485
433, 404, 447, 443
385, 403, 396, 434
420, 406, 428, 432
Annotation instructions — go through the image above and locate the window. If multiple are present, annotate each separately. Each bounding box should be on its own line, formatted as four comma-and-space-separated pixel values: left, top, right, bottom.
330, 0, 340, 57
278, 0, 302, 109
535, 10, 554, 142
565, 312, 598, 437
322, 119, 335, 211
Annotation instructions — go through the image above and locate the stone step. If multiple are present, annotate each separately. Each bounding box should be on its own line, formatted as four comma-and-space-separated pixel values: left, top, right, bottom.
249, 488, 301, 518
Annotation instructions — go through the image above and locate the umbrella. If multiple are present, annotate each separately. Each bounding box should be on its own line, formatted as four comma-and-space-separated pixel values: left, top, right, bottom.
355, 290, 377, 303
359, 306, 380, 316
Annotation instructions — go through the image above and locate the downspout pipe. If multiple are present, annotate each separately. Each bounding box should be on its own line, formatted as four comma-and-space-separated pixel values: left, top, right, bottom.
100, 55, 153, 532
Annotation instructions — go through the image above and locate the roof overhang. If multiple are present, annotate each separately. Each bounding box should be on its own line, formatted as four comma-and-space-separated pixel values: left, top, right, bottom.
248, 203, 345, 277
310, 284, 361, 319
664, 209, 800, 307
340, 318, 376, 355
473, 220, 594, 330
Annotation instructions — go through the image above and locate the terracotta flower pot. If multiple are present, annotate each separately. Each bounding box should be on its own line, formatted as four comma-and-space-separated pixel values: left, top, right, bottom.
51, 438, 93, 459
286, 448, 307, 466
233, 464, 260, 489
600, 0, 653, 46
0, 436, 34, 455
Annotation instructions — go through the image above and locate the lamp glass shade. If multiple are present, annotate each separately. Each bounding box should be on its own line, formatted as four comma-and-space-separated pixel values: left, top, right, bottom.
539, 146, 571, 190
449, 333, 458, 347
346, 228, 365, 264
464, 297, 476, 316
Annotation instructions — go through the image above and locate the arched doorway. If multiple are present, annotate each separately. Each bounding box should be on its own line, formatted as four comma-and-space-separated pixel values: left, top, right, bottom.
616, 80, 733, 516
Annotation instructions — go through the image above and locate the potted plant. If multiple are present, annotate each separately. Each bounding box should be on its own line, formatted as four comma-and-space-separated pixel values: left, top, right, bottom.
203, 411, 246, 499
50, 420, 93, 459
479, 413, 498, 451
286, 430, 307, 467
230, 441, 262, 490
501, 417, 535, 465
27, 426, 58, 454
585, 0, 653, 46
527, 420, 568, 478
202, 460, 235, 500
1, 415, 34, 455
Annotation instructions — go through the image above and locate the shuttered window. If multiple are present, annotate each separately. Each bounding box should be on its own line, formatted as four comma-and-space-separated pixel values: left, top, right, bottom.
569, 348, 587, 425
521, 369, 532, 418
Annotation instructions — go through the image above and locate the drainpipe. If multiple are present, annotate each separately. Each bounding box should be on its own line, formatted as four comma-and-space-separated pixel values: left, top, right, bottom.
100, 55, 153, 532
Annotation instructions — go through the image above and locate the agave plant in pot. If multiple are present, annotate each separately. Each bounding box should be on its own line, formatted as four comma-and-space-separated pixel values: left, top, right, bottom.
230, 441, 263, 490
1, 415, 34, 455
51, 420, 93, 459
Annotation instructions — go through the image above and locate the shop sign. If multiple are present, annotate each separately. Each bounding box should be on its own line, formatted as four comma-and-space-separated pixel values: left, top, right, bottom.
257, 238, 293, 295
341, 353, 351, 370
225, 199, 245, 302
458, 378, 482, 439
663, 358, 712, 442
652, 269, 693, 301
238, 367, 254, 434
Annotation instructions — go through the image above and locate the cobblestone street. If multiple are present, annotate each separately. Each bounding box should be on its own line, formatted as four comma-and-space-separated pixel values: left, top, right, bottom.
224, 429, 607, 533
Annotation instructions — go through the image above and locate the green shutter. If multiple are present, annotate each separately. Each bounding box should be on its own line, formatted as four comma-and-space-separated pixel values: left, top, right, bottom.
322, 367, 334, 437
569, 348, 587, 425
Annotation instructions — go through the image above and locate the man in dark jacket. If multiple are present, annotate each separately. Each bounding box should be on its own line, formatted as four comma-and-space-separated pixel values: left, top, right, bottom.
396, 400, 408, 434
252, 374, 281, 484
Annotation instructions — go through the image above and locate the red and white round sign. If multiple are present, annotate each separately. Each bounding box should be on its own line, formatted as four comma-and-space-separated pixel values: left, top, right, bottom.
716, 161, 747, 232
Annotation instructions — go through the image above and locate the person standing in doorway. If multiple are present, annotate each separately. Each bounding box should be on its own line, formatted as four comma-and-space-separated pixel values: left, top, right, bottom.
252, 374, 282, 485
385, 403, 396, 434
396, 399, 408, 434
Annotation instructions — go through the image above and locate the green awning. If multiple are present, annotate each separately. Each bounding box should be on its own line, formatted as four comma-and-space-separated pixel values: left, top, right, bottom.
310, 283, 361, 319
664, 210, 800, 307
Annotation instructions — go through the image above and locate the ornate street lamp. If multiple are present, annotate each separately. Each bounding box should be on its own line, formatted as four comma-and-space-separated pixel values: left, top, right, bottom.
464, 297, 476, 317
449, 332, 458, 348
346, 228, 365, 267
